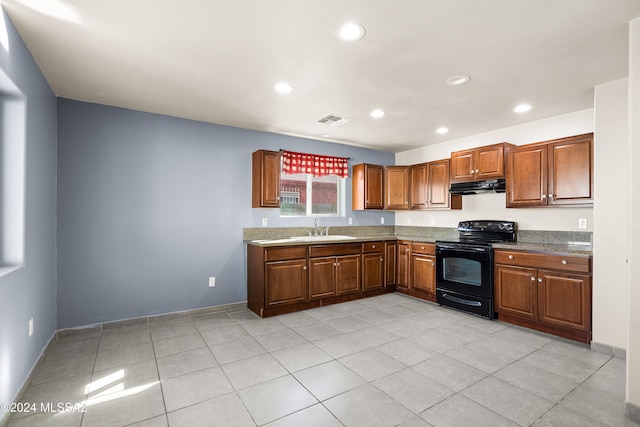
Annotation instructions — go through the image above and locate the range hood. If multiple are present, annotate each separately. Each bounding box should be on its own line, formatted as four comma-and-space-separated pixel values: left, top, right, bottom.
449, 179, 506, 195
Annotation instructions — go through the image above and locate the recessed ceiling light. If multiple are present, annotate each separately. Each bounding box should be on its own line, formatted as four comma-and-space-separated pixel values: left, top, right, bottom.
514, 103, 532, 113
436, 127, 449, 134
274, 82, 293, 94
446, 75, 471, 86
370, 109, 385, 118
336, 23, 366, 42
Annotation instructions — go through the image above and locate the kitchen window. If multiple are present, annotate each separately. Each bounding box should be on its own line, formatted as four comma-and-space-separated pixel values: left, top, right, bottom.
279, 150, 348, 217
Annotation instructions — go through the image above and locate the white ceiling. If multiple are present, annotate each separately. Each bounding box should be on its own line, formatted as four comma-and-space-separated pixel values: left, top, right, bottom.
2, 0, 639, 152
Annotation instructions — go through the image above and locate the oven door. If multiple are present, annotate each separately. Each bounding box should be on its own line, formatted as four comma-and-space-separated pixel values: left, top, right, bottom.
435, 242, 493, 299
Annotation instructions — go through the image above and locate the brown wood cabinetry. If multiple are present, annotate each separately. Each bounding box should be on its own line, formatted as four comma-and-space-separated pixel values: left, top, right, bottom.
352, 164, 384, 210
506, 133, 593, 208
494, 249, 592, 343
248, 241, 390, 317
384, 166, 409, 210
410, 243, 436, 296
247, 245, 307, 316
396, 241, 411, 289
362, 242, 385, 291
385, 241, 397, 286
451, 143, 510, 182
410, 159, 461, 210
395, 241, 436, 302
252, 150, 281, 208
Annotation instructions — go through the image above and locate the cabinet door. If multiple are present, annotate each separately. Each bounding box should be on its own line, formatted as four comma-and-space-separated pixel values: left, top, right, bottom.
537, 270, 591, 331
475, 144, 505, 180
410, 254, 435, 294
385, 241, 397, 285
362, 252, 384, 291
397, 242, 411, 288
427, 160, 450, 208
506, 144, 547, 208
384, 166, 409, 210
548, 134, 593, 206
352, 164, 384, 210
335, 255, 361, 295
494, 265, 537, 319
365, 165, 384, 210
252, 150, 281, 208
450, 149, 475, 182
409, 163, 428, 209
265, 260, 307, 307
309, 257, 336, 299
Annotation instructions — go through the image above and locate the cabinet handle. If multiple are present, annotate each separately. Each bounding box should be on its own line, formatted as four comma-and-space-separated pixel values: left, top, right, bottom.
475, 169, 480, 173
333, 262, 337, 267
470, 169, 474, 174
508, 255, 514, 260
530, 276, 536, 281
303, 266, 307, 270
548, 193, 554, 199
406, 248, 409, 252
542, 194, 547, 199
405, 201, 408, 204
562, 260, 568, 265
380, 257, 384, 262
538, 278, 543, 283
421, 246, 425, 250
372, 245, 376, 249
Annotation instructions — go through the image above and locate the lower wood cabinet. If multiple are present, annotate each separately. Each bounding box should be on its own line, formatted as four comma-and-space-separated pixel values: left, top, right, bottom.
247, 241, 390, 317
395, 240, 436, 302
362, 242, 385, 291
494, 249, 592, 343
309, 254, 361, 298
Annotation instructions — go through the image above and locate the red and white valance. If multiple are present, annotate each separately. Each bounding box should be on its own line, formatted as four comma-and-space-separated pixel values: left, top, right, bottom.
281, 150, 349, 178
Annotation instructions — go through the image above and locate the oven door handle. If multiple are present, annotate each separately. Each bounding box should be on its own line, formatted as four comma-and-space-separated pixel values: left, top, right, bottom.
441, 293, 482, 307
436, 243, 492, 252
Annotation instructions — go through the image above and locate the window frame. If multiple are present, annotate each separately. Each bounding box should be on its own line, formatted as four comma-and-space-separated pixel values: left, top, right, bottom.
279, 169, 346, 218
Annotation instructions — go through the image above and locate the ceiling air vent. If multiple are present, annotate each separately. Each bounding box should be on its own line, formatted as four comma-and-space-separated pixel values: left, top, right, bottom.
317, 114, 352, 127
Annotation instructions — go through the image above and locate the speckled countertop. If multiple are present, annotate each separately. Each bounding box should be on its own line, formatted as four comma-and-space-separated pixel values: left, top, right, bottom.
244, 226, 592, 255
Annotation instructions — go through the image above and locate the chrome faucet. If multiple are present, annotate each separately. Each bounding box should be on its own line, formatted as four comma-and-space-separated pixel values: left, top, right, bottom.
313, 217, 319, 235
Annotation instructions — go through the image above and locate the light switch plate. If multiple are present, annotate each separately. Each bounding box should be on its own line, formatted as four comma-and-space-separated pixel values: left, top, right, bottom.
262, 218, 268, 227
381, 217, 384, 224
579, 218, 587, 229
348, 217, 353, 225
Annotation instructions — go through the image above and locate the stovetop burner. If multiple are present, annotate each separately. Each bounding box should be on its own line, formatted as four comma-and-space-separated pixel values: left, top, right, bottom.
437, 220, 517, 246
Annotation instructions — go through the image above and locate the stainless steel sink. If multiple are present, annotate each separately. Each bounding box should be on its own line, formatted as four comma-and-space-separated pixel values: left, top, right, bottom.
290, 235, 357, 242
252, 235, 357, 244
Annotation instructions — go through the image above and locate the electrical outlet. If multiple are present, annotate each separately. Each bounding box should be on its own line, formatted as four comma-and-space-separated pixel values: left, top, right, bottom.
430, 217, 436, 226
348, 217, 353, 225
262, 218, 268, 227
208, 277, 216, 287
579, 218, 587, 229
380, 217, 384, 225
28, 318, 34, 337
407, 217, 411, 225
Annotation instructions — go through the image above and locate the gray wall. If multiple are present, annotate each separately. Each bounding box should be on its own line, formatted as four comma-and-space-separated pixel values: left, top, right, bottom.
57, 99, 394, 328
0, 9, 58, 417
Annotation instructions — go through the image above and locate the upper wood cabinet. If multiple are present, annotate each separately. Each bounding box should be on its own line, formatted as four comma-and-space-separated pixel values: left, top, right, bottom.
506, 133, 593, 208
450, 143, 511, 182
352, 164, 384, 210
410, 159, 461, 210
384, 166, 409, 210
252, 150, 281, 208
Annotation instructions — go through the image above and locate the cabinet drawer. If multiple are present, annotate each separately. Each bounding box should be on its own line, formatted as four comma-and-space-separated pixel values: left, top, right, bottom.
411, 242, 435, 255
495, 250, 590, 273
265, 246, 307, 262
309, 243, 362, 258
363, 242, 384, 253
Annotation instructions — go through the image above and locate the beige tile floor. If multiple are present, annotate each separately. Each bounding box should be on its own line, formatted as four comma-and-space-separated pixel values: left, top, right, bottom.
6, 293, 639, 427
